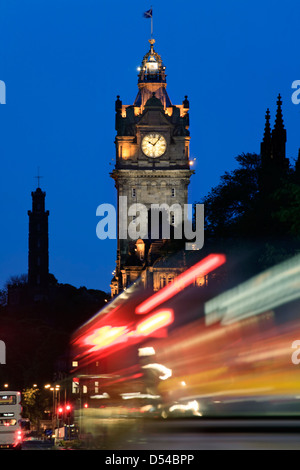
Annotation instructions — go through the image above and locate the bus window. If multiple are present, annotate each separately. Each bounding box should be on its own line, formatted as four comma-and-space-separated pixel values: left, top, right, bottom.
0, 395, 17, 406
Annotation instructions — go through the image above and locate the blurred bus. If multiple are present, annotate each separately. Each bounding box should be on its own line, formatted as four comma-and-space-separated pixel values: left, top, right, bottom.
142, 253, 300, 418
0, 391, 23, 449
71, 252, 300, 420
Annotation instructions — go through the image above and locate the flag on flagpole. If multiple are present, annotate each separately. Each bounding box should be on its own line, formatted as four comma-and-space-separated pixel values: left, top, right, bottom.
143, 8, 152, 18
143, 8, 153, 38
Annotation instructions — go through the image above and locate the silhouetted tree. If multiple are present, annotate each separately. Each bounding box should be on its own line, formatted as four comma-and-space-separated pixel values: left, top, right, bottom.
196, 152, 300, 271
200, 153, 261, 238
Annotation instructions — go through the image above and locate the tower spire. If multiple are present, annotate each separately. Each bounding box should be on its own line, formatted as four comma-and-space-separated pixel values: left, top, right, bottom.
260, 108, 272, 163
264, 108, 271, 139
261, 108, 272, 161
274, 94, 285, 132
272, 93, 287, 162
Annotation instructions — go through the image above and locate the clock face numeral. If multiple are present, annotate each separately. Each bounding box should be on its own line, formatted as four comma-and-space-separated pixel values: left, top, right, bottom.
141, 133, 167, 158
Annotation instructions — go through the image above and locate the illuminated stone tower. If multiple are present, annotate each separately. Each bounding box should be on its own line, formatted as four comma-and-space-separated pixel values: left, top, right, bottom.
110, 39, 194, 297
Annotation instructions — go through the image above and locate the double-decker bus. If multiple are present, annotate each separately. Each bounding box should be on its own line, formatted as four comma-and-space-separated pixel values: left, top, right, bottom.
0, 391, 22, 449
71, 251, 300, 420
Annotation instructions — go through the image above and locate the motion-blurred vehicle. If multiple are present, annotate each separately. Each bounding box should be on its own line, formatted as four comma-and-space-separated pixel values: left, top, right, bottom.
70, 252, 300, 425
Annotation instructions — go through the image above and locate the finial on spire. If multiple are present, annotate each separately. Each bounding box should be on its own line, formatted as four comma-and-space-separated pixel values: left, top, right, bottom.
34, 167, 43, 188
148, 38, 155, 55
263, 108, 271, 140
274, 93, 285, 131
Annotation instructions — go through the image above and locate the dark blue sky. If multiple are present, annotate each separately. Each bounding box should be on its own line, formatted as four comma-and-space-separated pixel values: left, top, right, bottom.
0, 0, 299, 293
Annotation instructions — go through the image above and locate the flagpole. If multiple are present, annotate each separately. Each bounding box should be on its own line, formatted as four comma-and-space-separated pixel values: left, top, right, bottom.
151, 6, 153, 39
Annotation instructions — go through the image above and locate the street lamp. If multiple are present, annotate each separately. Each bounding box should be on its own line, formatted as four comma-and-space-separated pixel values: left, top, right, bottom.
44, 384, 64, 436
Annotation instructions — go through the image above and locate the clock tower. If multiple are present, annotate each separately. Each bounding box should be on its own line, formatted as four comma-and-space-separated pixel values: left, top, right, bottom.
111, 39, 194, 297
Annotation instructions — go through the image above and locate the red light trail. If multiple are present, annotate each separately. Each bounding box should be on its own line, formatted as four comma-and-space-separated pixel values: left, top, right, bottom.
135, 254, 226, 315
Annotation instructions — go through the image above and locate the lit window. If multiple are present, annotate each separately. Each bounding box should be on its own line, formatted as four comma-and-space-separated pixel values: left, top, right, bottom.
160, 276, 167, 289
136, 239, 145, 260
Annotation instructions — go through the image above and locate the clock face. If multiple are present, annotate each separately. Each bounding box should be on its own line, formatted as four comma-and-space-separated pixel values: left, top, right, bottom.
141, 133, 167, 158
